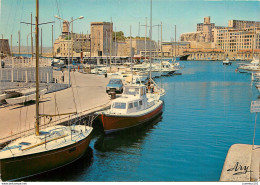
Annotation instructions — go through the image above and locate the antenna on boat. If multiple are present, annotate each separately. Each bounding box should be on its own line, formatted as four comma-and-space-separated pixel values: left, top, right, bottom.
149, 0, 152, 81
35, 0, 40, 136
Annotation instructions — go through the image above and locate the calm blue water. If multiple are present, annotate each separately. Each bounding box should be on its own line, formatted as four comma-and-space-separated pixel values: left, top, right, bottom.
26, 61, 260, 182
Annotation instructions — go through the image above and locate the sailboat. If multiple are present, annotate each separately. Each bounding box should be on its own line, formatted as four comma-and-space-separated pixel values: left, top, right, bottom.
0, 0, 93, 181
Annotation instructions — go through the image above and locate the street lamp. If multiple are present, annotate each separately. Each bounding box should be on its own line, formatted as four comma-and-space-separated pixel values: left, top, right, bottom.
54, 15, 84, 87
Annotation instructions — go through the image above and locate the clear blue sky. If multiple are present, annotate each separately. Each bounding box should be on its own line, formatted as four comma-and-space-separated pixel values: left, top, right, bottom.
0, 0, 259, 47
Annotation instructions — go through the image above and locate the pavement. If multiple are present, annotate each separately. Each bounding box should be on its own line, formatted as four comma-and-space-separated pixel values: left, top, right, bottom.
220, 144, 260, 182
0, 71, 111, 142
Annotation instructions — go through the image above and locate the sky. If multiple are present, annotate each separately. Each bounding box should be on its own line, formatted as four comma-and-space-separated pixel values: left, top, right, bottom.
0, 0, 259, 47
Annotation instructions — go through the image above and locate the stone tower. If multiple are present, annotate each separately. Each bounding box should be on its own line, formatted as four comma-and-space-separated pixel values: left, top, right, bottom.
90, 22, 113, 56
62, 21, 69, 35
0, 39, 11, 56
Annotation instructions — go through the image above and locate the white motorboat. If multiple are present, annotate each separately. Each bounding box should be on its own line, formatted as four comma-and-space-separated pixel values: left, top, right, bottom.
98, 84, 163, 134
237, 58, 260, 73
91, 66, 107, 75
223, 58, 232, 65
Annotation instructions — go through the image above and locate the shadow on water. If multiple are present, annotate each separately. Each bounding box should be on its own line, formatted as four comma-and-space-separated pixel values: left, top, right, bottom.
94, 113, 163, 153
21, 147, 94, 182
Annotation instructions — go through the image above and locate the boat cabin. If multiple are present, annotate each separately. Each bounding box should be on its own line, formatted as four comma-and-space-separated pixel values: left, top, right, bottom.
110, 85, 148, 114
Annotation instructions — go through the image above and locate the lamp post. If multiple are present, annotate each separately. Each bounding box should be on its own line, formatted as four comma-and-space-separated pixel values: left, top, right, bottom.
54, 15, 84, 87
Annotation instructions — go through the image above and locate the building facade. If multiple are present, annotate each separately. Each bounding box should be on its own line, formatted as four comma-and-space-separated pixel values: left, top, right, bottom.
160, 41, 190, 57
183, 48, 225, 60
182, 16, 214, 43
90, 22, 113, 57
213, 27, 260, 58
228, 20, 260, 30
54, 21, 91, 58
180, 17, 260, 60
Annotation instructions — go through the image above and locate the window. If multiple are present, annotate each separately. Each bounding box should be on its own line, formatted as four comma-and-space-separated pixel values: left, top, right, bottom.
134, 102, 138, 107
128, 103, 133, 109
125, 87, 139, 95
113, 102, 126, 109
139, 100, 143, 106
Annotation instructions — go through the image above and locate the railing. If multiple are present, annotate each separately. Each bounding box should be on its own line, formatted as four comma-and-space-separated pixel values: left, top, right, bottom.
0, 100, 111, 148
4, 58, 52, 68
0, 67, 53, 83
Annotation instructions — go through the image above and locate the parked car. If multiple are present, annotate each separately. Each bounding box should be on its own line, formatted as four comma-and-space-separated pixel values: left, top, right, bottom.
106, 79, 123, 94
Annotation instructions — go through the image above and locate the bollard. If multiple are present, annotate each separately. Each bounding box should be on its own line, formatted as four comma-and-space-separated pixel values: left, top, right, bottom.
110, 91, 116, 99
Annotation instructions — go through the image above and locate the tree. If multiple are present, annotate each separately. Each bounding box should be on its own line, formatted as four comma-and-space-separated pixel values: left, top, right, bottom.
113, 31, 125, 41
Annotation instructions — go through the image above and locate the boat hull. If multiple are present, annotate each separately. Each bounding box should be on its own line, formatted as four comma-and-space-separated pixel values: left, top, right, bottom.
0, 133, 92, 181
5, 89, 47, 105
100, 101, 163, 134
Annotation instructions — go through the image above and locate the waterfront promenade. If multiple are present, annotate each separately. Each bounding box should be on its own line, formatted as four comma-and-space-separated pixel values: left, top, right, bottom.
0, 72, 110, 142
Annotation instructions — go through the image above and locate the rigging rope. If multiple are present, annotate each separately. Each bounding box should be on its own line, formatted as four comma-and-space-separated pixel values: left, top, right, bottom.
54, 92, 60, 124
72, 70, 82, 113
55, 0, 63, 33
70, 71, 78, 114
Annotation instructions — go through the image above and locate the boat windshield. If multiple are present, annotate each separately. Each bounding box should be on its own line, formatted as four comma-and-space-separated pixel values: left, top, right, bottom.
124, 87, 139, 95
113, 102, 126, 109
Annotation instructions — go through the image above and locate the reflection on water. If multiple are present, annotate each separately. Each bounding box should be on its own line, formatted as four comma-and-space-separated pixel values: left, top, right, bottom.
94, 114, 163, 152
23, 147, 94, 182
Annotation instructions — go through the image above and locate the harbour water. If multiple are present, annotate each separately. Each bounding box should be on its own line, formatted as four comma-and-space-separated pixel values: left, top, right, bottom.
25, 60, 259, 181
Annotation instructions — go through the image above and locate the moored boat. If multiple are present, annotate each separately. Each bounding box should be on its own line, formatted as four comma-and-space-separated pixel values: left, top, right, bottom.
0, 0, 93, 181
98, 84, 163, 134
223, 58, 232, 65
0, 125, 92, 181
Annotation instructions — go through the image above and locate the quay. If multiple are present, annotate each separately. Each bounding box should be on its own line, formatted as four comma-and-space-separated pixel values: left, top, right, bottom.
220, 144, 260, 182
0, 72, 111, 144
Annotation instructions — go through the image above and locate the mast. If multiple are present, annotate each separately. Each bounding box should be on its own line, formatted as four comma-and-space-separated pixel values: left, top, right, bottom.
145, 17, 147, 62
130, 25, 133, 84
52, 25, 54, 58
161, 22, 163, 58
41, 28, 42, 57
149, 0, 152, 81
157, 24, 159, 59
35, 0, 40, 136
11, 34, 12, 56
115, 27, 117, 57
252, 22, 255, 60
175, 25, 176, 62
18, 31, 20, 56
31, 12, 33, 59
110, 17, 112, 72
106, 31, 108, 67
